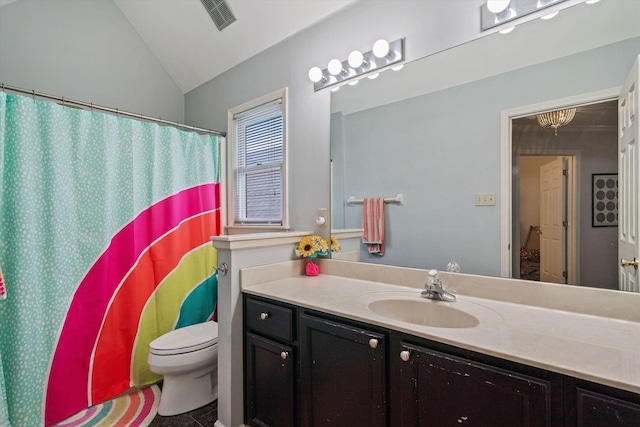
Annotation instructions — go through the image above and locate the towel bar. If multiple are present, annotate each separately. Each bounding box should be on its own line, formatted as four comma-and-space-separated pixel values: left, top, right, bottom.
347, 194, 403, 205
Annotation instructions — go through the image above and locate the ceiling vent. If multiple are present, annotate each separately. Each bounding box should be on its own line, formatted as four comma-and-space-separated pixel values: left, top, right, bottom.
200, 0, 236, 31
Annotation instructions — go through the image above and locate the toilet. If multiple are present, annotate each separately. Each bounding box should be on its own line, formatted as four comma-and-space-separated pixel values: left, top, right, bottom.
148, 321, 219, 416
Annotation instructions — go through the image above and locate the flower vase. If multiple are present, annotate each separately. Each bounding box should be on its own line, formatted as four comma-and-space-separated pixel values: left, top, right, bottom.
305, 259, 319, 276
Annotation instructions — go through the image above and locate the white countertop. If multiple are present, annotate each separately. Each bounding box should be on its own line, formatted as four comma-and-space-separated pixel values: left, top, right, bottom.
241, 259, 640, 394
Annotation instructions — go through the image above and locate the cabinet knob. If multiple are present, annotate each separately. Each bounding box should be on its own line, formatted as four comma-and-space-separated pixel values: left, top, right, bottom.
280, 351, 288, 360
400, 350, 411, 362
260, 312, 269, 320
369, 338, 378, 349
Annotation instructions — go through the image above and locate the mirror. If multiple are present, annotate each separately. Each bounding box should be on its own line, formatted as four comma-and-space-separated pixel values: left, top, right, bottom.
330, 0, 639, 291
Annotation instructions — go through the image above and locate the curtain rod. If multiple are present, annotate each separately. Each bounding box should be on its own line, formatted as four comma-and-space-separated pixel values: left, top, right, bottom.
1, 83, 226, 137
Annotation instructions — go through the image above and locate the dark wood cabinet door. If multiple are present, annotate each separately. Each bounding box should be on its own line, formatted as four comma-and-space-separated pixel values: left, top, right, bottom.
298, 313, 387, 427
566, 378, 640, 426
245, 332, 295, 427
391, 341, 556, 427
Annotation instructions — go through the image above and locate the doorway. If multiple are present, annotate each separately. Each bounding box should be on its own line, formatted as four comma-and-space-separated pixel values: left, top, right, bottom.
500, 90, 619, 289
518, 155, 576, 283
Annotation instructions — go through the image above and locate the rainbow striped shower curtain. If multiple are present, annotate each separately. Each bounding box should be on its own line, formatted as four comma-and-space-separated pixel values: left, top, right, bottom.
0, 93, 222, 426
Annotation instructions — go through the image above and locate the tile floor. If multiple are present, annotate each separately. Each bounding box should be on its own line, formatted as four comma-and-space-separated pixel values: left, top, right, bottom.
149, 400, 218, 427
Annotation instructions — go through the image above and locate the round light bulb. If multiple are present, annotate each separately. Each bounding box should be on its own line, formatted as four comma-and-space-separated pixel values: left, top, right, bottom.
348, 50, 364, 68
372, 39, 390, 58
308, 67, 323, 83
392, 63, 404, 71
487, 0, 510, 14
541, 10, 559, 20
499, 26, 515, 34
348, 79, 359, 86
367, 72, 380, 80
330, 86, 340, 92
327, 59, 343, 75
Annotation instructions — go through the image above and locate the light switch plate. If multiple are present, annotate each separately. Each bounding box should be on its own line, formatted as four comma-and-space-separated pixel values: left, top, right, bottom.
475, 193, 496, 206
318, 208, 328, 226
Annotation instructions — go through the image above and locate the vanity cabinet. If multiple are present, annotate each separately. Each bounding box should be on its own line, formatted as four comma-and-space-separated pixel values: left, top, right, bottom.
244, 297, 297, 427
298, 313, 387, 426
564, 377, 640, 426
244, 295, 388, 427
244, 294, 639, 427
390, 334, 562, 426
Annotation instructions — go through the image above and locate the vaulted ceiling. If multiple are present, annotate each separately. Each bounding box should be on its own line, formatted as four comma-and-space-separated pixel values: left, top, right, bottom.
112, 0, 359, 94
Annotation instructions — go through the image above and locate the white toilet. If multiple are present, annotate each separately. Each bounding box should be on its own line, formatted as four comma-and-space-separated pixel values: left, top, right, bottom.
148, 321, 219, 416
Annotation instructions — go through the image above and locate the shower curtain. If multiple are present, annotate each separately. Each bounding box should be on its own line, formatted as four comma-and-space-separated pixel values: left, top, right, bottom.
0, 93, 222, 426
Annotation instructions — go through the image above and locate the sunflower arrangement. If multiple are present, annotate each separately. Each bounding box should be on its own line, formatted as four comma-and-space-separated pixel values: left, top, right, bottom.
330, 235, 341, 252
295, 235, 329, 258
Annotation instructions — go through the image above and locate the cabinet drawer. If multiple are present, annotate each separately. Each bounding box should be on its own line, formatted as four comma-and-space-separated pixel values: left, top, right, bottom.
245, 297, 294, 343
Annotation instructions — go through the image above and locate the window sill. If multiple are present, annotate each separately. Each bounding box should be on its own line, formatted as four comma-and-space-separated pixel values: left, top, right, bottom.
225, 225, 291, 235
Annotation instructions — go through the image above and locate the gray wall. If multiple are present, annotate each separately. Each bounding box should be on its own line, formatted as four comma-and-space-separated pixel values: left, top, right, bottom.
333, 39, 638, 280
184, 0, 491, 236
0, 0, 184, 122
183, 0, 636, 250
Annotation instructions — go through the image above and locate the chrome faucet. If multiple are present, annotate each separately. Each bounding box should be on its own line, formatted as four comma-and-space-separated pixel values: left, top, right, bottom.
421, 269, 456, 302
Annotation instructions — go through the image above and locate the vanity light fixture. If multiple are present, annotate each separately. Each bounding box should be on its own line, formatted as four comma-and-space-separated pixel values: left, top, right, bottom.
536, 108, 576, 135
308, 38, 404, 91
481, 0, 569, 31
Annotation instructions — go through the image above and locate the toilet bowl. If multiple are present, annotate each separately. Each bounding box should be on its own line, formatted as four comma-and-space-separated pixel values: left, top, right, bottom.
148, 321, 218, 416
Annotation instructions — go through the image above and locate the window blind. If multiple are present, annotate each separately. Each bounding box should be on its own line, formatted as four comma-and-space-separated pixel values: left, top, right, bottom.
233, 99, 283, 224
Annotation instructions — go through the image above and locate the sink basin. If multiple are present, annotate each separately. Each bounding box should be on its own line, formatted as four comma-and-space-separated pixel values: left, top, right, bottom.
367, 298, 479, 328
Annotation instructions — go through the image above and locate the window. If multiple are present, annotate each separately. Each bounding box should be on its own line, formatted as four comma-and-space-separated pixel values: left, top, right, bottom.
228, 89, 288, 229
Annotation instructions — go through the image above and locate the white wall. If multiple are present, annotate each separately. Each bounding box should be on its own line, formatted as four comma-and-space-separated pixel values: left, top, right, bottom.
0, 0, 184, 122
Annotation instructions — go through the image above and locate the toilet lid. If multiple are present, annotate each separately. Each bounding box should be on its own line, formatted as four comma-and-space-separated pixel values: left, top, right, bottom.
149, 321, 218, 355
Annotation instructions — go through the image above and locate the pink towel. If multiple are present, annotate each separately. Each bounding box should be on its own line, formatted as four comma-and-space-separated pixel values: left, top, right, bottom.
362, 197, 385, 255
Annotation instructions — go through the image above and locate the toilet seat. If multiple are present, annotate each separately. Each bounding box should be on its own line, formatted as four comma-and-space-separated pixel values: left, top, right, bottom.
150, 321, 218, 356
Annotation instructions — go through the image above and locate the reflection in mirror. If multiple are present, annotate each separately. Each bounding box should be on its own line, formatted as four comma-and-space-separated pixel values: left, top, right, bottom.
512, 101, 618, 289
330, 0, 640, 291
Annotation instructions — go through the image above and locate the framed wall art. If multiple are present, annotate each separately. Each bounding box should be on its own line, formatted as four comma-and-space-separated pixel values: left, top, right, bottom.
592, 173, 618, 227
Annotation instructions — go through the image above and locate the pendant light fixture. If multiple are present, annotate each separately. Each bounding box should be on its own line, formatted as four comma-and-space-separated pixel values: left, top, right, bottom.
536, 108, 576, 135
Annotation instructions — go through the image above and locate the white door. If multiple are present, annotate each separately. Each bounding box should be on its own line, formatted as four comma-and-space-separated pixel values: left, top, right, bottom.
540, 157, 566, 284
618, 55, 640, 292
